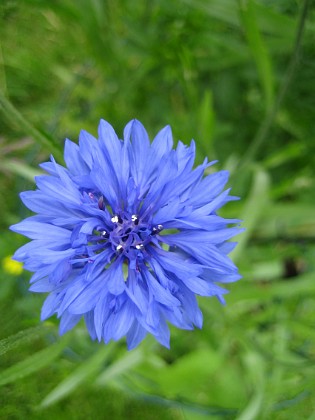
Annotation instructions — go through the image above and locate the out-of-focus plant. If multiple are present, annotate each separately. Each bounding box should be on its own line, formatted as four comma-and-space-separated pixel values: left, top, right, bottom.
1, 0, 315, 418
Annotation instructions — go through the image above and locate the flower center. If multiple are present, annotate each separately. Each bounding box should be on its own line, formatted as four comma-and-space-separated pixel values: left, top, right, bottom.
109, 213, 150, 253
90, 212, 163, 262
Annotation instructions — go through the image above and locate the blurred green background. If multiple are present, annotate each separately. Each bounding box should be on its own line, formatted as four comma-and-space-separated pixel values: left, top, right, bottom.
1, 0, 315, 419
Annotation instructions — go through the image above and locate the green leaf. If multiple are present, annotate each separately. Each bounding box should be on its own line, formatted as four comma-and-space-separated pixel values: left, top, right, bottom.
0, 40, 7, 95
230, 166, 270, 263
95, 348, 144, 386
256, 203, 315, 239
231, 272, 315, 303
0, 325, 50, 357
263, 141, 305, 169
236, 353, 265, 420
239, 0, 274, 111
153, 348, 223, 397
183, 0, 298, 40
0, 93, 63, 161
197, 90, 215, 157
40, 344, 113, 408
2, 159, 42, 182
0, 336, 69, 386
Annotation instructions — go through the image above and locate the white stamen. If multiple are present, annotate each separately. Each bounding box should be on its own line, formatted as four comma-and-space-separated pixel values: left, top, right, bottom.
111, 215, 119, 223
152, 224, 164, 234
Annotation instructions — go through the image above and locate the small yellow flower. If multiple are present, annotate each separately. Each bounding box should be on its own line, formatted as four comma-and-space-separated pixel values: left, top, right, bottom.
2, 256, 23, 276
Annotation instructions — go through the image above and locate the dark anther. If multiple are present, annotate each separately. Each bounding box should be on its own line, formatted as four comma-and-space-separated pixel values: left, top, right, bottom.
131, 214, 139, 225
100, 230, 109, 239
98, 196, 105, 210
152, 224, 164, 235
111, 215, 123, 224
116, 244, 124, 254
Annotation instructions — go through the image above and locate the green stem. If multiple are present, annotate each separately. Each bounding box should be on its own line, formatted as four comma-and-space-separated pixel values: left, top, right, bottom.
0, 93, 63, 161
238, 0, 310, 170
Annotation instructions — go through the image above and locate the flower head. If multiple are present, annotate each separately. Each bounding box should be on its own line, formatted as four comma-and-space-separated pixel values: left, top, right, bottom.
11, 119, 243, 349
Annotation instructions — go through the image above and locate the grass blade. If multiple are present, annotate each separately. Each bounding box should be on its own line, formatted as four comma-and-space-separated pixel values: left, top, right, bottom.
40, 345, 113, 408
0, 336, 69, 386
239, 0, 274, 111
95, 348, 144, 386
230, 166, 270, 263
0, 325, 50, 357
0, 93, 63, 161
2, 159, 42, 181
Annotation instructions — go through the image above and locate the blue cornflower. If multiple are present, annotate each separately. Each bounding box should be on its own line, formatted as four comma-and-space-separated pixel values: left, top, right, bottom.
11, 119, 243, 350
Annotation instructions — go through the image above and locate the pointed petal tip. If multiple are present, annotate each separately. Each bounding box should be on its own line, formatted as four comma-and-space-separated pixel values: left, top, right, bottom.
9, 223, 18, 233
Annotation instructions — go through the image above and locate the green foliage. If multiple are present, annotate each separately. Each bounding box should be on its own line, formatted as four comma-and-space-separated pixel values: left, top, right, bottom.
1, 0, 315, 418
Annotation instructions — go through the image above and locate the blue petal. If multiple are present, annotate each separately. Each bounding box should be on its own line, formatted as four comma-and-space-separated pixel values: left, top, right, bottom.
149, 247, 202, 280
98, 119, 122, 176
126, 321, 147, 350
103, 299, 135, 342
124, 120, 150, 192
145, 300, 160, 329
142, 125, 173, 186
94, 292, 110, 341
83, 248, 113, 280
161, 306, 194, 330
78, 130, 99, 168
180, 277, 228, 297
171, 160, 208, 198
29, 265, 51, 283
201, 269, 242, 283
84, 310, 97, 340
142, 266, 181, 307
30, 248, 74, 266
178, 286, 203, 328
35, 175, 81, 205
153, 317, 170, 349
49, 155, 79, 192
162, 227, 244, 247
58, 275, 94, 314
162, 215, 241, 232
193, 189, 239, 216
190, 170, 229, 206
49, 259, 72, 285
67, 276, 104, 314
64, 138, 89, 175
176, 140, 196, 173
10, 220, 71, 242
59, 311, 81, 334
29, 278, 54, 292
218, 241, 238, 255
106, 261, 126, 296
151, 198, 181, 225
19, 191, 78, 217
151, 125, 173, 160
90, 164, 119, 211
140, 152, 178, 214
41, 293, 62, 320
159, 239, 237, 274
98, 120, 130, 199
80, 218, 103, 234
125, 269, 148, 314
